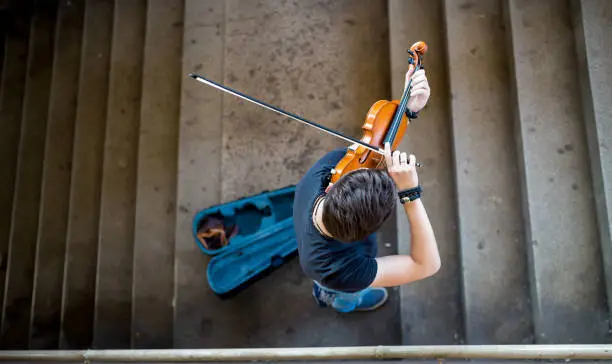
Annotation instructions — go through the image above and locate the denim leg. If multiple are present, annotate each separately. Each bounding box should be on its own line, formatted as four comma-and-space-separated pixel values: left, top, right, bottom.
312, 281, 362, 312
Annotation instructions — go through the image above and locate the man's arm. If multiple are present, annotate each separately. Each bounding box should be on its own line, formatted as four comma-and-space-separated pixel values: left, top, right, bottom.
369, 137, 440, 287
370, 198, 440, 287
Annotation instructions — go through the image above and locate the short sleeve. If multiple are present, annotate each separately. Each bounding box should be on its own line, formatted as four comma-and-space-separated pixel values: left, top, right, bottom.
311, 148, 347, 176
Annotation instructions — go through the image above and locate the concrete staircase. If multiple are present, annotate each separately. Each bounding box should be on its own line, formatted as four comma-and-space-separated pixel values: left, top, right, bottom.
0, 0, 610, 351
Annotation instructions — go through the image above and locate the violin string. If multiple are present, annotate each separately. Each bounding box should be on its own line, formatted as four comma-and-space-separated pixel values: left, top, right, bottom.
385, 63, 421, 144
189, 73, 384, 155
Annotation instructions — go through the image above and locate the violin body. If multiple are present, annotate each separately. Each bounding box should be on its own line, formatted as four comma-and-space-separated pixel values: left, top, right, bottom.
330, 100, 407, 184
329, 41, 427, 186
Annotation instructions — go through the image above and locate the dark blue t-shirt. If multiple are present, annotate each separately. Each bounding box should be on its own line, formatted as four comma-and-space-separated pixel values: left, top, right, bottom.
293, 147, 378, 293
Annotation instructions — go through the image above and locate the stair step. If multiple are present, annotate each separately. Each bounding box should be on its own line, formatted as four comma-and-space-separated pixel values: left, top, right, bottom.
92, 0, 144, 349
505, 0, 609, 343
388, 0, 464, 345
216, 0, 399, 346
30, 0, 84, 349
60, 0, 113, 349
0, 0, 57, 349
444, 0, 532, 344
173, 0, 225, 348
572, 0, 612, 324
176, 0, 402, 348
220, 2, 390, 201
130, 0, 182, 349
0, 0, 31, 340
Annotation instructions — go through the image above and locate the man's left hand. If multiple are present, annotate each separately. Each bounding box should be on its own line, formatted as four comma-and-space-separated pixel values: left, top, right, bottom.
404, 67, 430, 113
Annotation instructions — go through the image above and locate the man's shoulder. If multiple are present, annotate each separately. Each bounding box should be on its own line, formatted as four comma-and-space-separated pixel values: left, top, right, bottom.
295, 147, 347, 203
304, 147, 347, 177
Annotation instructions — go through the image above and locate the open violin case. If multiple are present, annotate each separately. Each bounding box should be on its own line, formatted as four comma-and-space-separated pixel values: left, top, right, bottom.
192, 185, 298, 297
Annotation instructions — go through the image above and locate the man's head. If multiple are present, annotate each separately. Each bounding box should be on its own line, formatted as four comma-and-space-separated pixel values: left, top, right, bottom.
322, 168, 397, 242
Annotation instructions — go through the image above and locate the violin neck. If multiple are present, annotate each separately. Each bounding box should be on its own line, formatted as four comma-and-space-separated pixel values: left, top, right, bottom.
383, 66, 418, 146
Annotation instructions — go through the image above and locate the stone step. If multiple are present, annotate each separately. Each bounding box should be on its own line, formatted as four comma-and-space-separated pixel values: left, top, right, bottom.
92, 0, 144, 349
173, 0, 225, 348
30, 0, 84, 349
60, 0, 113, 350
176, 0, 401, 348
0, 0, 31, 340
0, 0, 57, 349
388, 0, 464, 345
444, 0, 532, 344
211, 0, 399, 347
131, 0, 182, 349
504, 0, 609, 344
571, 0, 612, 326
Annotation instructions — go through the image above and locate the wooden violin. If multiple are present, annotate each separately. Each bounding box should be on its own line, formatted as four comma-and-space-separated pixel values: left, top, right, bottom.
189, 40, 427, 182
329, 41, 427, 185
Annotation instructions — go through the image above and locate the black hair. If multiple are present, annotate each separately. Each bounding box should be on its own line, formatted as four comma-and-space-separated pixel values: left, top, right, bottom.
322, 168, 397, 242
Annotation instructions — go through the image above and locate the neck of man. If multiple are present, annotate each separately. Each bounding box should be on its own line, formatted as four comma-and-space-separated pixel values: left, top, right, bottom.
313, 197, 333, 238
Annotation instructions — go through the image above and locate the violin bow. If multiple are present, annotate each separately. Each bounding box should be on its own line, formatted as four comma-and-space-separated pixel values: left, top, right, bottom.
190, 73, 422, 168
189, 73, 384, 154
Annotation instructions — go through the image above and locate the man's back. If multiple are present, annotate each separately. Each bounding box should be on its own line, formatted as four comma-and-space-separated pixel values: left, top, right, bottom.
293, 148, 379, 293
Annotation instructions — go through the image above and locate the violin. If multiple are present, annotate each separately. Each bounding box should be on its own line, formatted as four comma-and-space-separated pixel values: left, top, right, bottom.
189, 40, 427, 182
329, 41, 427, 185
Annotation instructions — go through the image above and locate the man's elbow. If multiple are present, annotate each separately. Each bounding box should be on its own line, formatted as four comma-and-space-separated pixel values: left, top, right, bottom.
431, 259, 442, 275
422, 259, 441, 278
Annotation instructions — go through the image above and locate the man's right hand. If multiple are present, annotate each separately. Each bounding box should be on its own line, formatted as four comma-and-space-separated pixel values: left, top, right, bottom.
384, 142, 418, 190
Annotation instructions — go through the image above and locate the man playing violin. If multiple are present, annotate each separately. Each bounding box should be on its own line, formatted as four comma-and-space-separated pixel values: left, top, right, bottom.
293, 67, 440, 312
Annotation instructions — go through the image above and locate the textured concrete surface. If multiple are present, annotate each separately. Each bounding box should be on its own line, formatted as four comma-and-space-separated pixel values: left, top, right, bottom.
30, 0, 83, 349
131, 0, 182, 349
174, 0, 225, 349
175, 0, 401, 348
445, 0, 532, 344
60, 0, 112, 349
0, 0, 30, 340
222, 0, 399, 346
94, 0, 144, 349
0, 0, 56, 348
389, 0, 464, 346
572, 0, 612, 323
505, 0, 609, 344
220, 0, 391, 201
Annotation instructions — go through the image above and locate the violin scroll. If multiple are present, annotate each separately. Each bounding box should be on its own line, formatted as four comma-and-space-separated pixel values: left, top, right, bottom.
407, 41, 427, 71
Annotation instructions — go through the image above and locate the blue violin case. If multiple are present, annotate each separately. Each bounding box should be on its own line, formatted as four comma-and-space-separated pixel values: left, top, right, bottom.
192, 185, 298, 297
